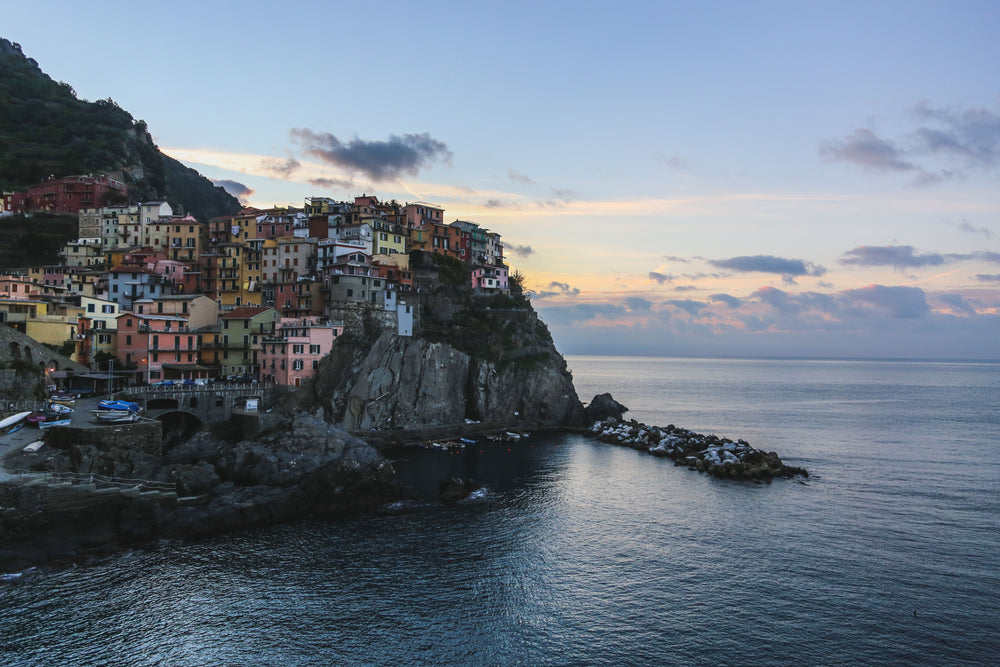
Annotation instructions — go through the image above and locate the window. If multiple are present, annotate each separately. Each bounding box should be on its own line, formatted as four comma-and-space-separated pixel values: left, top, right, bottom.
152, 352, 159, 362
293, 360, 303, 371
87, 303, 95, 313
312, 359, 319, 370
309, 344, 320, 354
126, 335, 132, 345
293, 344, 304, 354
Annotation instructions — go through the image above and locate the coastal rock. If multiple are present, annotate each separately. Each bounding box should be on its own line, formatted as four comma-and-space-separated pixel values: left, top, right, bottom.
587, 418, 808, 481
584, 393, 629, 423
438, 477, 483, 504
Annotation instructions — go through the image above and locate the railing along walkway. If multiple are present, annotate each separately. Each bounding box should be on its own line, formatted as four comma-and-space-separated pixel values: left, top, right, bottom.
7, 469, 175, 492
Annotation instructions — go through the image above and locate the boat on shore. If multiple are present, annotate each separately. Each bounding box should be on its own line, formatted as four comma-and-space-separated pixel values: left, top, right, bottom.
38, 418, 71, 429
0, 411, 32, 434
91, 410, 142, 424
92, 400, 142, 423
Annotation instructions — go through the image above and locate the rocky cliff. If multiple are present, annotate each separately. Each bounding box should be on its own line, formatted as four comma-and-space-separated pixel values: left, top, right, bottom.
291, 258, 584, 434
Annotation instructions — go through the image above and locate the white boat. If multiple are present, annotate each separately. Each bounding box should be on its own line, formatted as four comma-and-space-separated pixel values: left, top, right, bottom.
0, 411, 32, 431
47, 403, 74, 414
22, 440, 44, 452
92, 410, 142, 424
38, 419, 71, 429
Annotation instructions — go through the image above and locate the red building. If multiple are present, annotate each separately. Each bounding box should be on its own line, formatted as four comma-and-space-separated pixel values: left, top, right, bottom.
4, 175, 128, 214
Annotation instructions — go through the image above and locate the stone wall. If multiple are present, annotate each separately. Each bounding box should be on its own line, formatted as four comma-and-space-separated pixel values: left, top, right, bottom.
0, 324, 88, 372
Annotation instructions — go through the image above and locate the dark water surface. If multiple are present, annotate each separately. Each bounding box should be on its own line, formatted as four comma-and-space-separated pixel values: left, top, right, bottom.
2, 357, 998, 665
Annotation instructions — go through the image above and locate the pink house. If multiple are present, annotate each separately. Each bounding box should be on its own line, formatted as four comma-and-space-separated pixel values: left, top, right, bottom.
116, 311, 202, 384
260, 317, 341, 387
471, 265, 509, 293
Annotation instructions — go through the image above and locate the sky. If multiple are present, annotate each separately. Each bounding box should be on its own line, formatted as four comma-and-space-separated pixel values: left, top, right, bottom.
5, 1, 1000, 360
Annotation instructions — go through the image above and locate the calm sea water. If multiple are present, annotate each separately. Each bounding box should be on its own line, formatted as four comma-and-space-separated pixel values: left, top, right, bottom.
1, 357, 998, 666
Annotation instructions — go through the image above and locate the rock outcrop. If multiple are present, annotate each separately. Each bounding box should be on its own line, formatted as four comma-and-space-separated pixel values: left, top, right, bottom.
0, 413, 398, 570
292, 262, 585, 434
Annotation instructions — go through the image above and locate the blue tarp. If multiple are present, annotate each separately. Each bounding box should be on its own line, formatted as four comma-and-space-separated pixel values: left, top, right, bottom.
97, 400, 140, 413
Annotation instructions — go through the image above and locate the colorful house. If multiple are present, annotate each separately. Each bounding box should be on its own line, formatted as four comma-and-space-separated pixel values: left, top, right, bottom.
260, 317, 340, 387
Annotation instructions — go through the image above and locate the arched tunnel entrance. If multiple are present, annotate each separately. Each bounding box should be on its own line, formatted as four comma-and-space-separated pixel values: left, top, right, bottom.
157, 410, 205, 450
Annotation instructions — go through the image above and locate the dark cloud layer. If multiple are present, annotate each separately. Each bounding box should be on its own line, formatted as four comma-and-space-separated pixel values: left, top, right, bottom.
709, 255, 826, 277
212, 179, 255, 205
840, 245, 945, 269
535, 281, 580, 298
710, 293, 742, 308
308, 176, 354, 190
290, 128, 452, 180
840, 285, 929, 319
259, 157, 301, 178
821, 102, 1000, 184
649, 271, 674, 284
506, 244, 534, 257
820, 128, 915, 172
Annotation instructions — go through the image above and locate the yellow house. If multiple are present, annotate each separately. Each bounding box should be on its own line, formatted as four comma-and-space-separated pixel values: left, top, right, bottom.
216, 243, 262, 310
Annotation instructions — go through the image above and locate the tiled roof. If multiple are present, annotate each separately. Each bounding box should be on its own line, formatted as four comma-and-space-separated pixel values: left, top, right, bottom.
222, 306, 271, 319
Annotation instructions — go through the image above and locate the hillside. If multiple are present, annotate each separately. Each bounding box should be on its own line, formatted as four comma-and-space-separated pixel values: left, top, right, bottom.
0, 38, 240, 221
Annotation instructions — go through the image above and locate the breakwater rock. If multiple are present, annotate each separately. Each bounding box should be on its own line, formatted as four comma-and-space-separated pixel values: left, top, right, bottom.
587, 417, 808, 481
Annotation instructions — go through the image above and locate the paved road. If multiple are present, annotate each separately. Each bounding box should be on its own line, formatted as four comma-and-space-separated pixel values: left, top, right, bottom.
0, 396, 111, 478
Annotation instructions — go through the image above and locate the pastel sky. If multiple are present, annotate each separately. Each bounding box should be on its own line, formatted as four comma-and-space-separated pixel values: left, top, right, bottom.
6, 1, 1000, 359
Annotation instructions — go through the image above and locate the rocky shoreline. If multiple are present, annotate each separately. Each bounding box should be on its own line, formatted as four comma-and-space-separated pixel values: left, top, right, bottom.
587, 417, 808, 481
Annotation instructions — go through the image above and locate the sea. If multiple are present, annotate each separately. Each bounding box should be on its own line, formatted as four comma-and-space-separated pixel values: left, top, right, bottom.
1, 356, 998, 666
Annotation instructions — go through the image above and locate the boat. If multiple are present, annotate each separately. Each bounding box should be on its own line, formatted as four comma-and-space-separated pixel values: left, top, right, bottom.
22, 440, 44, 453
92, 410, 141, 424
38, 418, 71, 429
97, 400, 140, 413
26, 413, 47, 426
47, 402, 73, 415
0, 411, 32, 433
48, 393, 76, 406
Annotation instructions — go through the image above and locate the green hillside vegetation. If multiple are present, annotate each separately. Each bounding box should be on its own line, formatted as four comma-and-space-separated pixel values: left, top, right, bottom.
0, 38, 240, 221
0, 214, 78, 268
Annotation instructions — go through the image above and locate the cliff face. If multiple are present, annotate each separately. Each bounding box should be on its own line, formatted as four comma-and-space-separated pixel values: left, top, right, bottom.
295, 258, 584, 433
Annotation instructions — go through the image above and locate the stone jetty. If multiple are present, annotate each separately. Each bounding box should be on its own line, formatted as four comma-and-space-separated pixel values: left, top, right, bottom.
587, 417, 808, 481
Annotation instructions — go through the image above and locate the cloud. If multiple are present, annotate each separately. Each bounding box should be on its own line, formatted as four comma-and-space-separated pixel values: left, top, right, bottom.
508, 169, 533, 185
978, 251, 1000, 264
649, 271, 674, 284
821, 102, 1000, 184
840, 285, 929, 319
666, 300, 705, 316
308, 176, 354, 190
673, 285, 698, 292
484, 199, 515, 209
259, 157, 300, 178
212, 179, 255, 205
912, 102, 1000, 170
976, 274, 1000, 283
709, 255, 826, 277
751, 286, 803, 315
535, 281, 580, 298
624, 297, 652, 312
948, 218, 992, 238
936, 293, 977, 316
840, 245, 945, 269
290, 128, 452, 180
662, 255, 691, 263
506, 244, 534, 257
551, 188, 577, 202
820, 128, 916, 172
711, 293, 742, 308
535, 303, 626, 326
